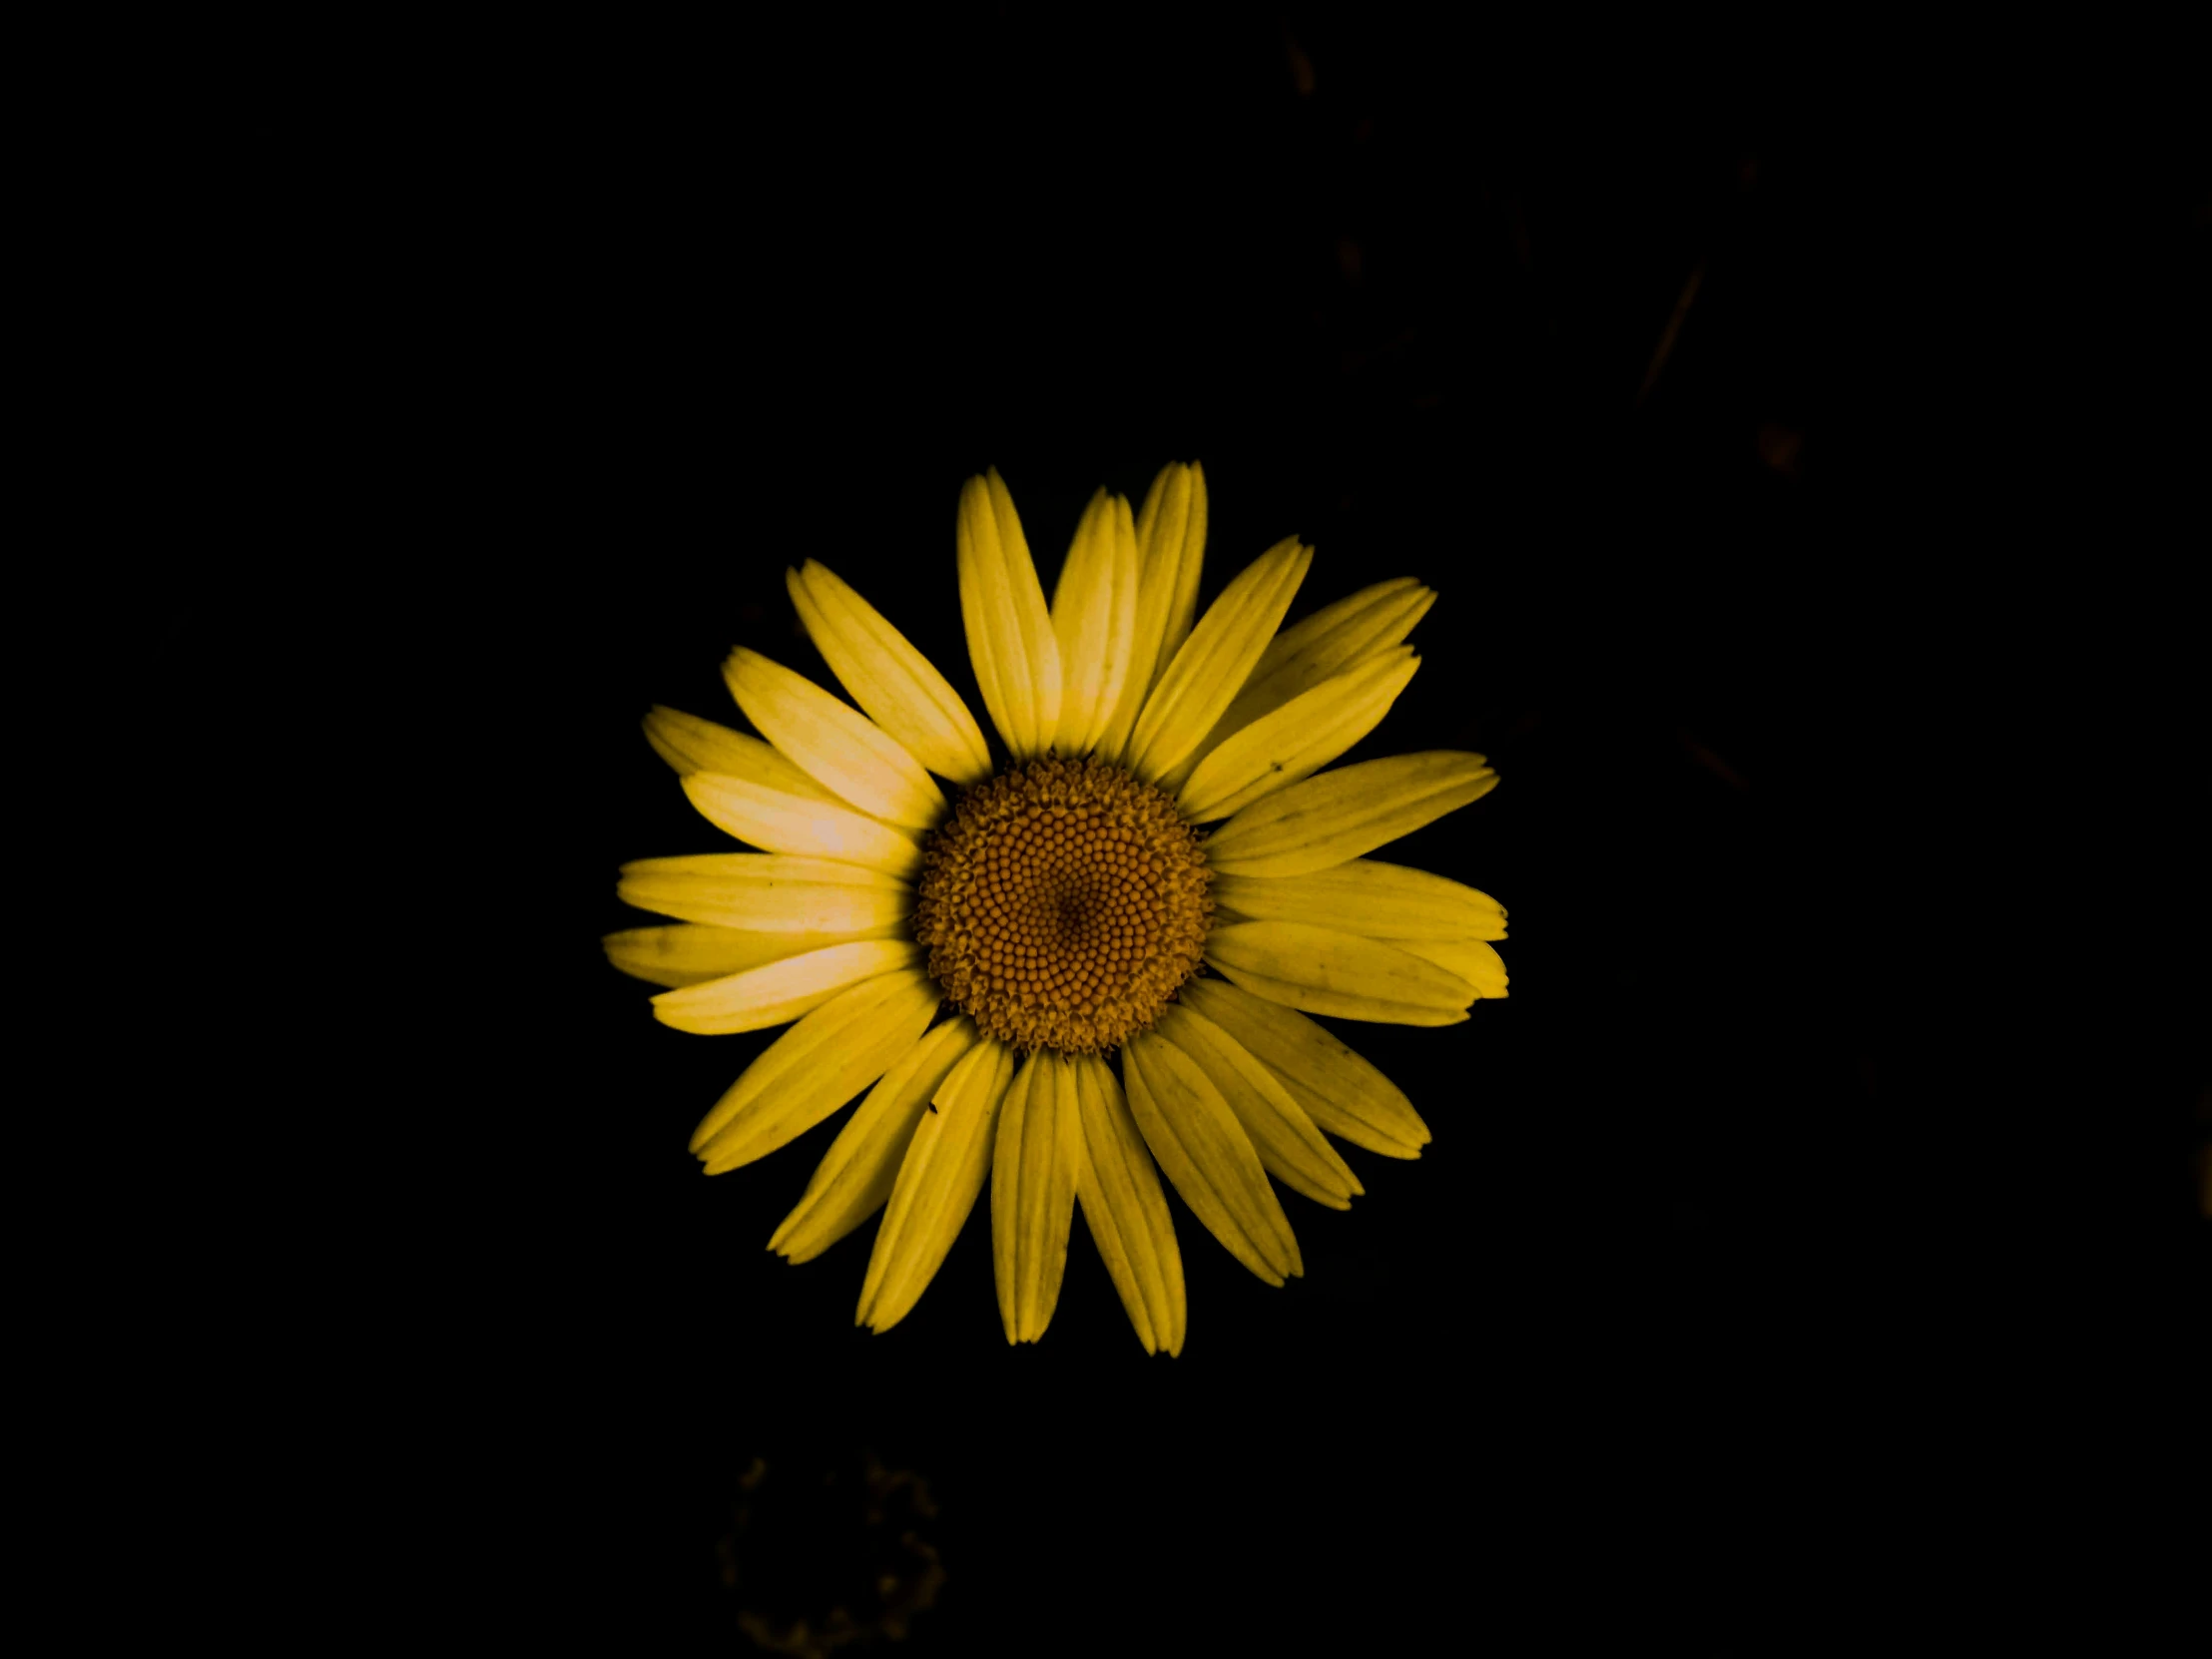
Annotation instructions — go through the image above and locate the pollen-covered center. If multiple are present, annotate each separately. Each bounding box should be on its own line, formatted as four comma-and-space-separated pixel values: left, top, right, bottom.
910, 756, 1214, 1054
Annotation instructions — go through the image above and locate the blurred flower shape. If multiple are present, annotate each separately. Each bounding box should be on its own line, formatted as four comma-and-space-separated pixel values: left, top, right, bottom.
607, 464, 1506, 1352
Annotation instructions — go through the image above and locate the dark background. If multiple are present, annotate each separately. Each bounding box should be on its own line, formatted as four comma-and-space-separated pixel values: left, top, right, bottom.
161, 12, 2203, 1650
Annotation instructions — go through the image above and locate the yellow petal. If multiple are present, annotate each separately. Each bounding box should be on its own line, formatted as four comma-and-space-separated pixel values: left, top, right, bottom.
680, 772, 923, 879
858, 1036, 1017, 1333
653, 939, 925, 1035
1121, 1029, 1302, 1286
1209, 858, 1507, 941
1071, 1051, 1185, 1357
1177, 977, 1431, 1159
1396, 936, 1509, 998
1177, 647, 1420, 823
616, 853, 911, 933
1125, 536, 1313, 784
1204, 751, 1498, 877
1154, 1004, 1362, 1209
603, 922, 905, 988
1096, 460, 1207, 765
956, 467, 1062, 761
989, 1051, 1082, 1345
691, 967, 941, 1169
723, 649, 945, 830
642, 706, 842, 802
1048, 489, 1141, 757
1206, 920, 1474, 1025
786, 561, 992, 787
1205, 577, 1436, 755
770, 1016, 980, 1263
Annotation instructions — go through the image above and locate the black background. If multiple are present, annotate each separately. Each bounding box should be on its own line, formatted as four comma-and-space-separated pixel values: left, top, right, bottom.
166, 12, 2205, 1650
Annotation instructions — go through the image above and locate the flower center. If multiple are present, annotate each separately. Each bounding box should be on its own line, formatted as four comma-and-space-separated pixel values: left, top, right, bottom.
911, 756, 1214, 1054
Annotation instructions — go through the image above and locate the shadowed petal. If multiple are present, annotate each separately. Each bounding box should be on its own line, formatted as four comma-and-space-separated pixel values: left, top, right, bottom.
1122, 1030, 1302, 1285
1049, 489, 1141, 757
1155, 1004, 1362, 1209
956, 468, 1062, 761
771, 1017, 980, 1263
1205, 752, 1497, 877
1071, 1052, 1185, 1357
1205, 920, 1474, 1026
990, 1050, 1083, 1344
858, 1037, 1018, 1334
691, 968, 942, 1171
1177, 977, 1431, 1159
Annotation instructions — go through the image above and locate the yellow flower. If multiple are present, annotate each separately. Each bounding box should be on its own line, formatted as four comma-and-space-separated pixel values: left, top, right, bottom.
606, 463, 1506, 1353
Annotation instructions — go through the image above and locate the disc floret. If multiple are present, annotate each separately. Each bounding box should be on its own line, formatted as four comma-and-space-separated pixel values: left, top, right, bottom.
910, 756, 1214, 1053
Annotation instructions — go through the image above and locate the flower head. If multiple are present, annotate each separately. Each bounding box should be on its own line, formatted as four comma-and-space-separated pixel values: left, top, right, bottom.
607, 463, 1506, 1352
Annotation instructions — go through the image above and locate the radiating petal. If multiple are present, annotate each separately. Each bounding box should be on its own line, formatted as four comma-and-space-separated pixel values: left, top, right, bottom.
786, 561, 993, 787
691, 967, 941, 1169
1395, 936, 1509, 998
1196, 577, 1436, 762
770, 1016, 980, 1263
1204, 752, 1498, 877
653, 939, 925, 1035
1121, 1030, 1302, 1286
858, 1036, 1017, 1334
1155, 1004, 1362, 1209
956, 467, 1062, 761
616, 853, 911, 933
1096, 461, 1206, 765
1126, 536, 1313, 784
1210, 858, 1507, 941
603, 921, 905, 988
1071, 1052, 1185, 1357
1177, 647, 1420, 823
681, 772, 923, 879
642, 706, 843, 802
1177, 977, 1431, 1159
1206, 920, 1474, 1026
723, 649, 945, 830
989, 1051, 1082, 1344
1049, 489, 1141, 757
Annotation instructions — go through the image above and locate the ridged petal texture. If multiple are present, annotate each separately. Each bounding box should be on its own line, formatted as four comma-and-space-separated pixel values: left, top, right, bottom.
1048, 489, 1141, 757
681, 772, 922, 879
786, 560, 992, 786
1204, 751, 1497, 877
1177, 977, 1431, 1159
689, 967, 941, 1174
1177, 646, 1420, 823
1154, 1004, 1362, 1209
615, 854, 911, 934
957, 468, 1062, 761
1198, 578, 1436, 761
1121, 1029, 1302, 1286
990, 1051, 1082, 1344
859, 1037, 1017, 1333
771, 1017, 979, 1264
652, 939, 926, 1035
603, 921, 905, 988
1126, 536, 1311, 784
1205, 921, 1474, 1026
1211, 858, 1507, 940
642, 706, 843, 801
1096, 461, 1206, 766
723, 649, 945, 830
1071, 1052, 1185, 1357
